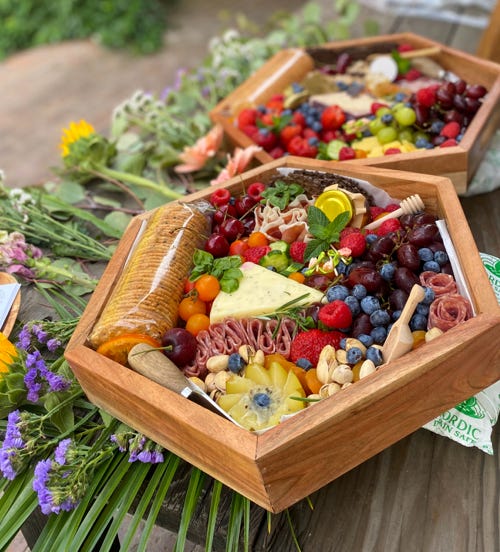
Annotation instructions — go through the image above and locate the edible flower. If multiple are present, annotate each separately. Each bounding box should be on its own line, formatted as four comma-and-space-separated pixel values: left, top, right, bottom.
60, 120, 96, 158
175, 124, 224, 173
210, 145, 262, 185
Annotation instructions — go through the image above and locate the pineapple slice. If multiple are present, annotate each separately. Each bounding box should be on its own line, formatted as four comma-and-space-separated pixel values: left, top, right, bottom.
217, 360, 306, 431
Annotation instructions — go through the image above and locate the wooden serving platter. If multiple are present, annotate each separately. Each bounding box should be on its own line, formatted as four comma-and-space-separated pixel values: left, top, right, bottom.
65, 158, 500, 512
210, 32, 500, 195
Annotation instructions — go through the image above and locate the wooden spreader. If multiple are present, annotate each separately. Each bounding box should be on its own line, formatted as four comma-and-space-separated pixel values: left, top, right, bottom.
210, 32, 500, 195
65, 158, 500, 512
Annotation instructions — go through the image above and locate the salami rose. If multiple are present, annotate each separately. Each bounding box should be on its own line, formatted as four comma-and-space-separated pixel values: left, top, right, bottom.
428, 293, 473, 331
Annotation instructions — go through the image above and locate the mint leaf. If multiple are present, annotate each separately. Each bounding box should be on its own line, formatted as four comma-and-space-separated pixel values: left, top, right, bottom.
307, 205, 330, 227
261, 180, 304, 210
304, 239, 326, 262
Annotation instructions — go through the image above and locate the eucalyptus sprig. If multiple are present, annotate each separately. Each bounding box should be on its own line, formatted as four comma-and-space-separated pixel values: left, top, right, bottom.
304, 205, 351, 262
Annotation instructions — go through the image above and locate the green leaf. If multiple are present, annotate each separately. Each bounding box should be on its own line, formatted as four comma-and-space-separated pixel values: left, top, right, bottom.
304, 239, 327, 262
103, 211, 131, 235
174, 467, 206, 552
205, 480, 223, 552
307, 205, 330, 227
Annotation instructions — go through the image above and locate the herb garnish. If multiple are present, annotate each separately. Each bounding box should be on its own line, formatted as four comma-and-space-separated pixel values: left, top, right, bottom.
304, 205, 351, 262
257, 293, 319, 332
260, 180, 304, 210
189, 249, 242, 293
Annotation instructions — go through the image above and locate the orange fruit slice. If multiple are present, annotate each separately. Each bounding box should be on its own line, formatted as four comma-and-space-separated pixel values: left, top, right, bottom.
96, 333, 162, 366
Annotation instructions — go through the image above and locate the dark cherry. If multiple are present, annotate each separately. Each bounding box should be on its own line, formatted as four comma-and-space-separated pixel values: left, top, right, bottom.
394, 266, 420, 294
234, 195, 257, 217
242, 215, 256, 235
220, 218, 244, 242
389, 288, 409, 311
367, 235, 395, 262
415, 104, 430, 126
453, 94, 467, 112
213, 204, 237, 225
454, 79, 467, 95
161, 328, 197, 367
204, 233, 230, 257
351, 313, 373, 338
436, 88, 453, 109
304, 274, 332, 291
346, 267, 383, 293
397, 243, 421, 271
408, 223, 438, 247
443, 109, 464, 125
413, 213, 437, 225
466, 84, 487, 99
465, 97, 481, 114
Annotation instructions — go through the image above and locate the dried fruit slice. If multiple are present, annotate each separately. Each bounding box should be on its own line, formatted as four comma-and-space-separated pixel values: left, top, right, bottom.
218, 361, 305, 431
96, 333, 162, 366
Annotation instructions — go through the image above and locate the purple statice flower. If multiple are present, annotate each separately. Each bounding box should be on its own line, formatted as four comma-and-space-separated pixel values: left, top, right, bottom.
110, 433, 127, 452
31, 324, 48, 344
46, 338, 61, 352
0, 232, 42, 278
54, 438, 72, 465
33, 459, 54, 514
160, 86, 173, 101
23, 350, 70, 402
0, 410, 24, 480
16, 325, 32, 350
128, 435, 146, 463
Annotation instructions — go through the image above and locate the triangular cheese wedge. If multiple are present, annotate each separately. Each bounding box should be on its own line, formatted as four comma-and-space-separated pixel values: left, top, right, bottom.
210, 262, 324, 324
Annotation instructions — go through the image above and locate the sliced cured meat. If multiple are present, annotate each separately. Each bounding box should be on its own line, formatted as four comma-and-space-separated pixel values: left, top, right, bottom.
428, 293, 473, 331
419, 271, 457, 296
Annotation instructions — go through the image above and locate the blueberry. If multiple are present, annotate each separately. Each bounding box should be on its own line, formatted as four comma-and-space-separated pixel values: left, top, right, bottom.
291, 82, 305, 93
281, 108, 293, 116
339, 337, 347, 350
253, 392, 271, 408
421, 287, 435, 305
357, 333, 374, 348
370, 326, 387, 344
337, 81, 349, 90
344, 295, 361, 316
423, 260, 441, 272
370, 309, 391, 327
336, 261, 349, 275
326, 284, 350, 302
392, 309, 402, 320
296, 358, 313, 371
257, 104, 266, 113
227, 353, 246, 374
308, 136, 320, 145
346, 347, 363, 364
410, 313, 428, 331
415, 137, 431, 149
394, 92, 406, 102
418, 247, 433, 262
430, 120, 445, 134
381, 113, 394, 124
416, 303, 430, 316
433, 250, 449, 266
312, 121, 323, 132
352, 284, 367, 300
366, 346, 383, 366
360, 295, 380, 315
380, 263, 395, 281
366, 233, 378, 244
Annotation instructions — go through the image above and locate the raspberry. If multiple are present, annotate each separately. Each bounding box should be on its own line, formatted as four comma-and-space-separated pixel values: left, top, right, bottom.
319, 300, 353, 329
290, 329, 345, 365
377, 218, 402, 236
339, 146, 356, 161
243, 245, 271, 264
385, 203, 400, 212
369, 206, 385, 221
440, 121, 460, 139
289, 241, 307, 264
415, 86, 437, 108
371, 102, 389, 116
404, 68, 422, 81
397, 43, 414, 53
339, 226, 360, 239
440, 138, 458, 148
339, 232, 366, 257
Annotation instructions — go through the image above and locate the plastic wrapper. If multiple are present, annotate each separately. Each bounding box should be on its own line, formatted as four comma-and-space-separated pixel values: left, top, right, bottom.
423, 253, 500, 453
89, 200, 211, 349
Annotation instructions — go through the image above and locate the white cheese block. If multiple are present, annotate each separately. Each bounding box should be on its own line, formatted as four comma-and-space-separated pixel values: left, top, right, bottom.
210, 262, 324, 324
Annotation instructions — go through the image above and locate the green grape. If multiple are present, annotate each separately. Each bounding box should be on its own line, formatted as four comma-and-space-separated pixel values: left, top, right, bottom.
368, 117, 386, 136
377, 126, 398, 144
391, 102, 406, 112
413, 130, 430, 142
375, 107, 392, 118
394, 106, 417, 127
398, 128, 414, 143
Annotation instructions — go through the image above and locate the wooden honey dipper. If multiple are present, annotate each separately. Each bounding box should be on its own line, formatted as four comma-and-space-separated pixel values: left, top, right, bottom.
363, 194, 425, 231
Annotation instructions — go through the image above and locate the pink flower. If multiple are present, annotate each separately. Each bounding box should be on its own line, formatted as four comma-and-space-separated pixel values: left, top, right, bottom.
210, 145, 262, 186
174, 125, 224, 173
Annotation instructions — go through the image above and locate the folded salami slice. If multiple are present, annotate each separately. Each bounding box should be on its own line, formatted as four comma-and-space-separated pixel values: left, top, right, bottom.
428, 293, 473, 331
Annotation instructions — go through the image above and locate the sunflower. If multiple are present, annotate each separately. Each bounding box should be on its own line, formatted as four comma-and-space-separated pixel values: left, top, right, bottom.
60, 120, 96, 158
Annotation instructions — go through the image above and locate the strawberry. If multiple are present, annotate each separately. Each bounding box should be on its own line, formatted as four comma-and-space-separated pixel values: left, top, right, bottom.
339, 232, 366, 257
254, 129, 278, 151
377, 218, 402, 236
287, 136, 317, 157
289, 241, 307, 264
292, 111, 306, 127
269, 146, 285, 159
243, 245, 271, 264
237, 108, 258, 128
320, 105, 346, 130
319, 300, 353, 330
440, 121, 460, 139
384, 147, 401, 155
290, 329, 345, 365
280, 124, 302, 145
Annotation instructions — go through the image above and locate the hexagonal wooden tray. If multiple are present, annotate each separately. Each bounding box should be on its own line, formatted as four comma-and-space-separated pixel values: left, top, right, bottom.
65, 158, 500, 512
210, 33, 500, 195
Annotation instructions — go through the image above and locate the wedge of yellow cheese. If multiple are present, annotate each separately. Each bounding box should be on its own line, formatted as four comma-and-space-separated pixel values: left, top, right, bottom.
210, 262, 324, 324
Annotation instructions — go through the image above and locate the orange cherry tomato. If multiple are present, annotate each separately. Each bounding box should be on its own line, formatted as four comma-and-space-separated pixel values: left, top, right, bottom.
185, 313, 210, 336
229, 239, 249, 257
247, 231, 269, 248
194, 274, 221, 302
354, 149, 368, 159
96, 333, 162, 366
178, 296, 207, 322
288, 272, 305, 284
